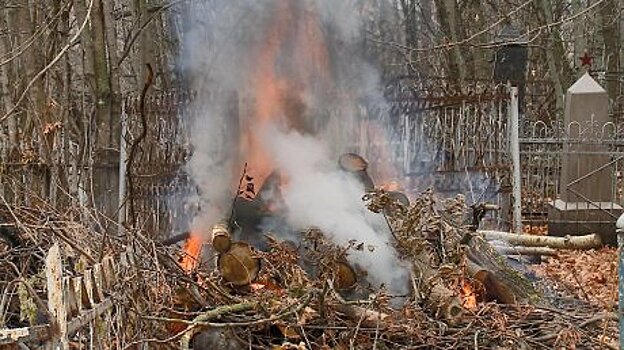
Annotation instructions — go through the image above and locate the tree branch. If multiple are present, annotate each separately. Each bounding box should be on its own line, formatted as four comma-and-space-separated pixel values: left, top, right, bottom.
0, 0, 95, 124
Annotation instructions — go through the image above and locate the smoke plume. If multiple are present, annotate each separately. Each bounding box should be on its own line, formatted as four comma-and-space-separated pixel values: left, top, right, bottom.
179, 0, 409, 296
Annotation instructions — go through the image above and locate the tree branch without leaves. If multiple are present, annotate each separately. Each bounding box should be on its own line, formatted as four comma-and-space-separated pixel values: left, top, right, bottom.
0, 0, 94, 124
126, 63, 154, 226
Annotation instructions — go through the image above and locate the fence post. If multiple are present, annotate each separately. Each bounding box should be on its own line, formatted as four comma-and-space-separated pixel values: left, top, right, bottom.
509, 86, 523, 233
45, 243, 68, 349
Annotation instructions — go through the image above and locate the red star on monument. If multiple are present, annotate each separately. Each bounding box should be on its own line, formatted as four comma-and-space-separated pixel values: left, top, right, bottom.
579, 51, 593, 69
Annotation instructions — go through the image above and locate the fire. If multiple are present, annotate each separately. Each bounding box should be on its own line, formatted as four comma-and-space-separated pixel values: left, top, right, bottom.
460, 279, 478, 310
379, 181, 401, 192
240, 0, 332, 194
180, 232, 203, 272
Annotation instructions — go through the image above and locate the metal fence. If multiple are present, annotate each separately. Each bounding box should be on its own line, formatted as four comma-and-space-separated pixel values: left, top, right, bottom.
385, 79, 514, 229
519, 117, 624, 227
386, 77, 624, 233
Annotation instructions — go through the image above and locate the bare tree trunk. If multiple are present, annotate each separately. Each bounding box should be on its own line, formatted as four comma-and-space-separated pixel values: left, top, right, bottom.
434, 0, 466, 85
135, 0, 154, 88
538, 0, 566, 114
76, 0, 120, 220
571, 0, 586, 65
53, 0, 74, 208
400, 0, 419, 73
0, 9, 16, 150
91, 0, 112, 148
103, 0, 121, 148
599, 0, 621, 117
464, 0, 488, 78
9, 0, 44, 143
93, 0, 121, 221
7, 0, 48, 206
75, 0, 96, 94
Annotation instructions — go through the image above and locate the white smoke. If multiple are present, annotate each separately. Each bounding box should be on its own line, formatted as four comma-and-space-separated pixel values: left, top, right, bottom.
263, 125, 409, 295
178, 0, 409, 296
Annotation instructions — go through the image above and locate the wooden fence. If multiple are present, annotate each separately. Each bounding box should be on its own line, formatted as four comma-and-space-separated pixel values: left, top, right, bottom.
0, 243, 135, 348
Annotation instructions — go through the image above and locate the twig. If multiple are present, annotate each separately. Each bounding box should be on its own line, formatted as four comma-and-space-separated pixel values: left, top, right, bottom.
318, 279, 328, 320
229, 162, 248, 228
349, 295, 379, 349
126, 63, 154, 226
117, 0, 187, 66
0, 0, 95, 123
47, 224, 96, 264
571, 270, 591, 302
296, 311, 313, 350
578, 312, 618, 328
138, 290, 316, 349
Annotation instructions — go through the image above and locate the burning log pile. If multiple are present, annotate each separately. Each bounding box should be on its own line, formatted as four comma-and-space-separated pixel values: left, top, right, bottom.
0, 181, 619, 349
148, 158, 618, 349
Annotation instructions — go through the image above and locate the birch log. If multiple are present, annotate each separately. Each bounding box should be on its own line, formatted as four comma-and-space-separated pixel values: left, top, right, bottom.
479, 231, 602, 249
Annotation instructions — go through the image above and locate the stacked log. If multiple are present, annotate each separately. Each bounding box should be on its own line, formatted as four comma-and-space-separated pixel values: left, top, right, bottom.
480, 231, 602, 250
211, 223, 232, 253
218, 242, 261, 286
338, 153, 374, 191
367, 189, 540, 315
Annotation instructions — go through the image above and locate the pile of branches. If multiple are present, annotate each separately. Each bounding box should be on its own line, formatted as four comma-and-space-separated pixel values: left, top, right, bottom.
0, 199, 114, 329
0, 186, 617, 348
127, 189, 618, 349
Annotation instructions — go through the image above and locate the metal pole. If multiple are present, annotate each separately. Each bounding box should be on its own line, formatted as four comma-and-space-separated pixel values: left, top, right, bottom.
618, 229, 624, 349
509, 86, 523, 233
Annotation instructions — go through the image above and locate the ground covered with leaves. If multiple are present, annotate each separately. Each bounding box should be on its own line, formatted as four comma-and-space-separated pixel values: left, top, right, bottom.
534, 248, 617, 309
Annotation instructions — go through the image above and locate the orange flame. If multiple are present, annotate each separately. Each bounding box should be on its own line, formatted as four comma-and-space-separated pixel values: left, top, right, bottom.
180, 232, 203, 272
460, 279, 478, 310
379, 181, 401, 192
240, 0, 332, 194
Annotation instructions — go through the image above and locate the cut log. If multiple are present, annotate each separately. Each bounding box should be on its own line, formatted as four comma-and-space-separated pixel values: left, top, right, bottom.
465, 235, 538, 304
338, 153, 375, 191
387, 191, 410, 206
466, 260, 517, 304
160, 231, 190, 246
217, 242, 260, 286
479, 231, 602, 249
412, 258, 465, 322
334, 261, 357, 290
494, 245, 558, 256
212, 223, 232, 253
338, 153, 368, 172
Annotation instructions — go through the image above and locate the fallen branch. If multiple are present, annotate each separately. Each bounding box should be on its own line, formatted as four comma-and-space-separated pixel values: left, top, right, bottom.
579, 312, 618, 328
136, 290, 317, 348
329, 283, 389, 328
479, 231, 602, 249
159, 231, 190, 246
493, 245, 558, 256
176, 290, 317, 349
178, 302, 256, 349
